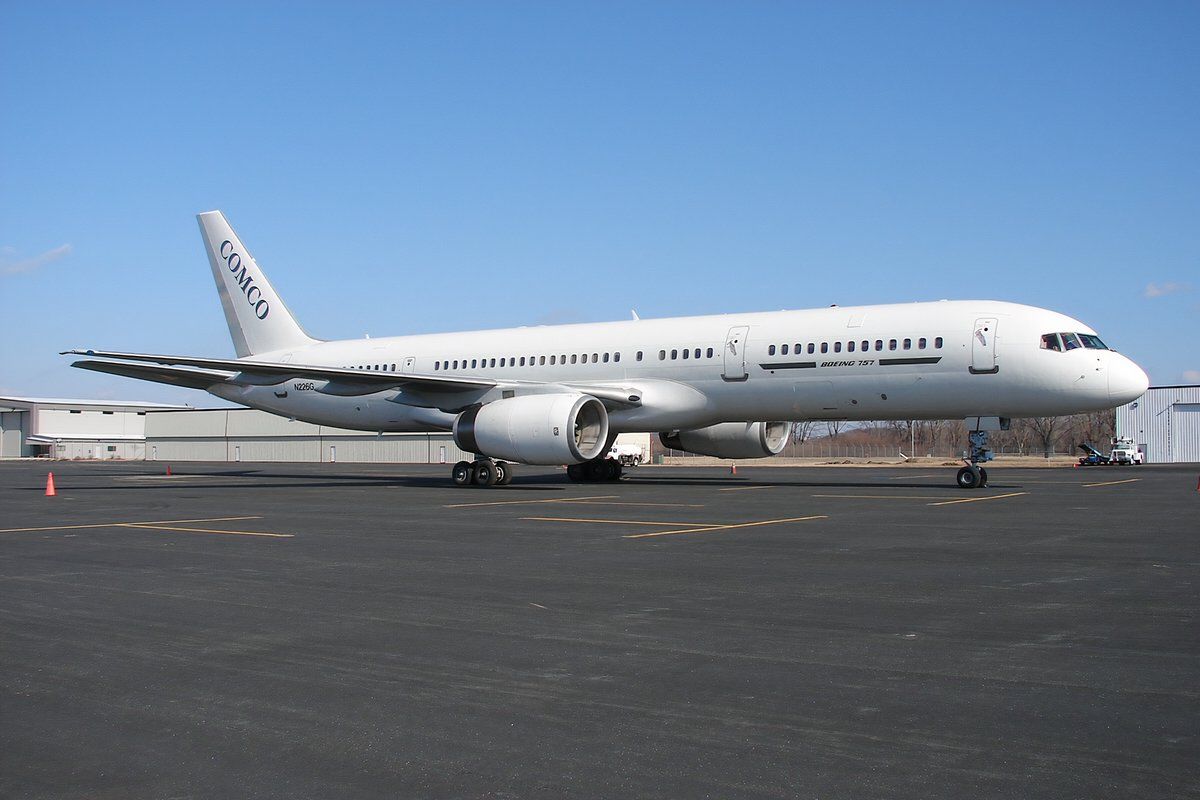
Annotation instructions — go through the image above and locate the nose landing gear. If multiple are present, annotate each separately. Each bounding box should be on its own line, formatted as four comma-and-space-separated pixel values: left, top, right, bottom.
956, 429, 993, 489
955, 429, 993, 491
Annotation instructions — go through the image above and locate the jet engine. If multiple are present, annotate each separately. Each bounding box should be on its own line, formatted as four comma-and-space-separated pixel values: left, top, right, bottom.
454, 393, 609, 465
659, 421, 792, 459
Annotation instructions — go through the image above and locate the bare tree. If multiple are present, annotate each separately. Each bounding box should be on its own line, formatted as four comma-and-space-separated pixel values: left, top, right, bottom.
793, 420, 818, 444
824, 420, 844, 439
1026, 417, 1061, 457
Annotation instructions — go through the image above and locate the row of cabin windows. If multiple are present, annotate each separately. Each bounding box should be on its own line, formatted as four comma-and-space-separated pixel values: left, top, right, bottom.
345, 364, 398, 371
435, 352, 624, 371
767, 336, 944, 357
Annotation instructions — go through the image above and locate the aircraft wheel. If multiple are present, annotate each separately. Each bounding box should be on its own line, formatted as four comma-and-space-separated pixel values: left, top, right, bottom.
474, 460, 498, 487
495, 461, 513, 485
566, 463, 585, 482
602, 460, 621, 481
585, 461, 607, 482
956, 466, 981, 490
452, 461, 474, 487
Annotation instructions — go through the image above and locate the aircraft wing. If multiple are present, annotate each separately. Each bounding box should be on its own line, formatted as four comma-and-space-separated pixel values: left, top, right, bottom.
63, 349, 496, 392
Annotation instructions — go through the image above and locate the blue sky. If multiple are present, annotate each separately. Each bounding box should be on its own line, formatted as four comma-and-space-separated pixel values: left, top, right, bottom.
2, 1, 1197, 404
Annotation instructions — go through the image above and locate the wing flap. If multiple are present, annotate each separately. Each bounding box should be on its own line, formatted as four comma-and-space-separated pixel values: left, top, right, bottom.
72, 360, 234, 390
64, 349, 495, 392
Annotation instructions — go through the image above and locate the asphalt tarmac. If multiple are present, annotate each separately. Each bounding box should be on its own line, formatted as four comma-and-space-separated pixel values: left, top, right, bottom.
1, 460, 1197, 799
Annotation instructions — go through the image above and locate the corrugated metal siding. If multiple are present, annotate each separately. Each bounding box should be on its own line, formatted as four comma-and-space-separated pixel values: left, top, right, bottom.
1115, 386, 1200, 463
148, 439, 229, 461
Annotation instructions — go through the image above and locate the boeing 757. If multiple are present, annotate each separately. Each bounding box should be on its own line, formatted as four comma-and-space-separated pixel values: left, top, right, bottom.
64, 211, 1149, 489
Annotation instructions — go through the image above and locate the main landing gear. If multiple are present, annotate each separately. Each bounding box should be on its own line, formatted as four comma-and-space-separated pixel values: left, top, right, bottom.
566, 457, 623, 483
451, 458, 515, 488
956, 429, 992, 490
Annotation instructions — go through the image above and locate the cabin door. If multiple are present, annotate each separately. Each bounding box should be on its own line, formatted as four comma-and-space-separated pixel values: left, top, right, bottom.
723, 325, 750, 381
401, 356, 417, 373
970, 317, 999, 374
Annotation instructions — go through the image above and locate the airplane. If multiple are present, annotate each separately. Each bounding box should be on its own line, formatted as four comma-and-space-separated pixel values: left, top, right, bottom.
64, 210, 1149, 490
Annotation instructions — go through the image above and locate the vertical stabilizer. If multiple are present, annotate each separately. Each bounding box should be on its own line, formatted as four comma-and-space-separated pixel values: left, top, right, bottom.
197, 211, 317, 357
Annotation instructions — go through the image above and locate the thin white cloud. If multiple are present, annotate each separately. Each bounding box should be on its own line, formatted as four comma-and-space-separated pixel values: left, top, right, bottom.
1183, 370, 1200, 383
0, 243, 73, 276
1144, 281, 1190, 299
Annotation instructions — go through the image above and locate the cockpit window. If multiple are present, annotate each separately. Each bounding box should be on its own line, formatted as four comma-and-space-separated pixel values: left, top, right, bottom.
1077, 333, 1108, 350
1061, 332, 1082, 350
1040, 333, 1062, 352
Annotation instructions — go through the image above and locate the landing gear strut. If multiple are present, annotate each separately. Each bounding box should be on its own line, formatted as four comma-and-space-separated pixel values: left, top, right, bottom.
956, 430, 992, 489
566, 457, 623, 483
451, 458, 515, 488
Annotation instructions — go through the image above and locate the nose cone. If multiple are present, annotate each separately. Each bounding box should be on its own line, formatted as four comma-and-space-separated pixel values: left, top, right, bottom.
1109, 355, 1149, 405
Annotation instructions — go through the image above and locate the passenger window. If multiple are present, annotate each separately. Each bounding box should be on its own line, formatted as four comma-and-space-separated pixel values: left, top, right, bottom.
918, 337, 927, 349
808, 343, 815, 354
886, 339, 895, 350
848, 341, 856, 352
571, 354, 577, 364
820, 342, 828, 354
694, 348, 701, 359
1040, 333, 1062, 352
861, 340, 869, 352
903, 338, 911, 350
781, 344, 789, 355
490, 358, 497, 367
659, 350, 666, 360
592, 353, 598, 363
875, 340, 883, 351
453, 360, 459, 369
614, 352, 621, 362
550, 355, 556, 365
434, 362, 440, 371
637, 351, 644, 361
768, 345, 776, 356
603, 353, 610, 363
833, 342, 841, 353
671, 349, 678, 360
707, 347, 714, 358
682, 348, 690, 359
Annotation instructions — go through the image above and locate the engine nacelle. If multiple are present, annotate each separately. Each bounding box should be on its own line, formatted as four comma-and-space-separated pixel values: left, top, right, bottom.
454, 393, 609, 465
660, 421, 792, 459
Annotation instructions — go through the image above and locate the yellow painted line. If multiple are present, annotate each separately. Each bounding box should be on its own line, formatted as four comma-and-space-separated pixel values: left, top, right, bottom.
928, 492, 1028, 507
718, 485, 774, 492
624, 515, 828, 539
0, 516, 262, 534
120, 523, 292, 539
1082, 478, 1142, 488
569, 501, 705, 508
444, 495, 619, 509
813, 494, 955, 500
521, 517, 720, 527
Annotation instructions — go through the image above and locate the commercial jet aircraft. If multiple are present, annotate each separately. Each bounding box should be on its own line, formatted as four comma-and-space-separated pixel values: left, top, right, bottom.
65, 211, 1149, 489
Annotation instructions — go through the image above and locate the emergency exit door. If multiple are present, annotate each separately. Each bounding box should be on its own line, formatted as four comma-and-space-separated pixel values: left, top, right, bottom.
970, 317, 999, 374
723, 325, 750, 381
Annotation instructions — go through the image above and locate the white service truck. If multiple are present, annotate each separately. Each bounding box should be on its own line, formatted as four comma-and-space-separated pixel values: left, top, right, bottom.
608, 443, 645, 467
1108, 436, 1144, 466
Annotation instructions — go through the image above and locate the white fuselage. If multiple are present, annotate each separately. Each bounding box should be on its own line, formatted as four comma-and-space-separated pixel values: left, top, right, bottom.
208, 299, 1148, 435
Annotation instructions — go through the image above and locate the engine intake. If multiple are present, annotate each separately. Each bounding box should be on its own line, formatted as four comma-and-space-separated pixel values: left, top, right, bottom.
660, 421, 791, 459
454, 393, 609, 465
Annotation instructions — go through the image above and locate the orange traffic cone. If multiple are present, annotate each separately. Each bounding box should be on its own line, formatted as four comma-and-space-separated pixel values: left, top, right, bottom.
45, 472, 56, 497
730, 464, 737, 475
166, 464, 172, 476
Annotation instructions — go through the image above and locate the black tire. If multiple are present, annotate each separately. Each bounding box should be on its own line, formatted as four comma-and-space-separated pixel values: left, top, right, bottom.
602, 459, 621, 481
474, 461, 498, 487
956, 466, 980, 489
452, 461, 474, 487
566, 464, 585, 482
979, 467, 988, 487
585, 461, 607, 482
495, 461, 513, 485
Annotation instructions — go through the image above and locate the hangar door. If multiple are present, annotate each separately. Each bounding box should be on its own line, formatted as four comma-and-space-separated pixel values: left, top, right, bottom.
1172, 403, 1200, 462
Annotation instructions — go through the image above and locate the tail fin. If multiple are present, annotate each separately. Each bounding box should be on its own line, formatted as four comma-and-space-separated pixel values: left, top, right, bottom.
197, 210, 318, 357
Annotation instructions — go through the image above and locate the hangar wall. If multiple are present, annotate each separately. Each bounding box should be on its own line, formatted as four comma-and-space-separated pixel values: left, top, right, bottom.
146, 408, 469, 464
1115, 385, 1200, 463
146, 408, 653, 464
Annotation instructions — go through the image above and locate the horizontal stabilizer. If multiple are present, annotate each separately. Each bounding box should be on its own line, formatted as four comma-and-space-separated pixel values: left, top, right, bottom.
72, 360, 233, 390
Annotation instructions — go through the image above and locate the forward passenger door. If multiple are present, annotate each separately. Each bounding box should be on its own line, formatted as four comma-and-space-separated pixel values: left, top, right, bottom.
723, 325, 750, 381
